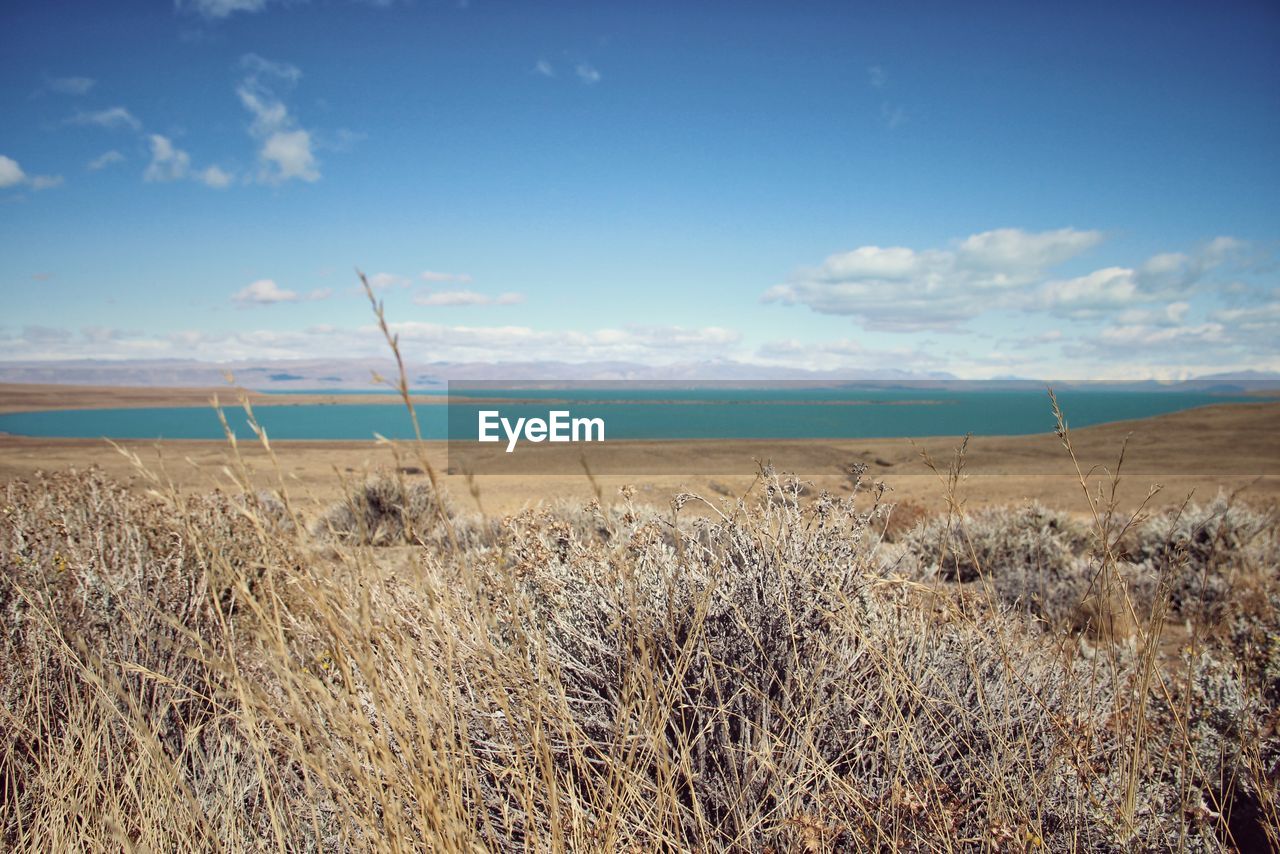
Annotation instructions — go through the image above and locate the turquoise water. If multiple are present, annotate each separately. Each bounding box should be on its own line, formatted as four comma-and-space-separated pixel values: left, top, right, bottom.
0, 389, 1250, 441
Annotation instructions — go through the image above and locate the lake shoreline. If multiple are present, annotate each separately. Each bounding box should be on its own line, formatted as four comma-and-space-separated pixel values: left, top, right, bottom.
1, 396, 1275, 516
0, 382, 1264, 443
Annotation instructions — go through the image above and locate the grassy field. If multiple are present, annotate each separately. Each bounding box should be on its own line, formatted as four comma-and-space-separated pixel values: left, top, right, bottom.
2, 392, 1278, 850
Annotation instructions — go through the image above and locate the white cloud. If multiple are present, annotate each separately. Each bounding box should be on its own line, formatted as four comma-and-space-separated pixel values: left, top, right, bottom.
415, 290, 490, 307
765, 227, 1105, 330
233, 278, 298, 304
999, 329, 1064, 351
176, 0, 268, 18
259, 130, 318, 182
1040, 267, 1140, 314
177, 0, 404, 18
1203, 235, 1246, 260
238, 53, 303, 110
1033, 259, 1278, 375
141, 136, 235, 189
0, 321, 744, 364
1096, 322, 1227, 349
18, 325, 72, 344
1114, 301, 1190, 327
1039, 240, 1252, 318
0, 155, 26, 188
86, 150, 125, 171
420, 270, 473, 283
143, 134, 192, 182
198, 165, 234, 188
322, 128, 367, 153
414, 290, 525, 307
306, 287, 334, 301
1140, 252, 1187, 276
1213, 301, 1280, 326
1166, 301, 1191, 323
957, 228, 1103, 273
366, 272, 409, 291
67, 107, 142, 131
1055, 309, 1271, 375
44, 75, 95, 96
868, 65, 905, 128
238, 90, 290, 137
237, 54, 320, 184
575, 63, 601, 84
880, 103, 907, 129
80, 325, 139, 343
387, 321, 737, 361
0, 155, 63, 191
769, 229, 1265, 351
1, 310, 1270, 377
534, 59, 554, 77
755, 336, 954, 375
1209, 301, 1280, 351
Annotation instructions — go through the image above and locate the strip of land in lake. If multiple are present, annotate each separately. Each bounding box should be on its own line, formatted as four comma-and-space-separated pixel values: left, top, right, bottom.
0, 383, 445, 413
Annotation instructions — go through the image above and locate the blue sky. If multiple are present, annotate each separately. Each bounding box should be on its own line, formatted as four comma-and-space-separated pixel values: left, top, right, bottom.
1, 0, 1277, 378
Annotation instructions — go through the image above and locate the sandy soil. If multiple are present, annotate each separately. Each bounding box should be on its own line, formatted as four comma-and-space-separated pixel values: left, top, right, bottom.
1, 382, 1275, 518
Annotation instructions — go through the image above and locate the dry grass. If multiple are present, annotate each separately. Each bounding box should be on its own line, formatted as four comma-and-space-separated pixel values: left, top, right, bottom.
1, 452, 1277, 850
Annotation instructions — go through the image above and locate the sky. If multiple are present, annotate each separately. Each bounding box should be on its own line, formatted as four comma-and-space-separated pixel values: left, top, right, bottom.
1, 0, 1277, 379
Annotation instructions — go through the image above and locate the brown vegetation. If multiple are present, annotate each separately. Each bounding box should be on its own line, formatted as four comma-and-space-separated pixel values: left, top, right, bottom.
2, 448, 1276, 849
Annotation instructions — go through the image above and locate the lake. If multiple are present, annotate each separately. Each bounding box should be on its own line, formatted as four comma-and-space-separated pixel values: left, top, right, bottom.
0, 388, 1251, 441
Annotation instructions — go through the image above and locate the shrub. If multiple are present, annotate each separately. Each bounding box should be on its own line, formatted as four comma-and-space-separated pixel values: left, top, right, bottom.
2, 467, 1276, 850
1126, 493, 1279, 626
499, 497, 1131, 850
0, 469, 295, 849
900, 501, 1087, 584
313, 471, 453, 546
1148, 650, 1280, 850
896, 502, 1134, 630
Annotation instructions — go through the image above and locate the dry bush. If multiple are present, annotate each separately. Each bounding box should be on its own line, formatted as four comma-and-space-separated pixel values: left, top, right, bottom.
233, 473, 1158, 850
888, 490, 1280, 847
878, 498, 931, 543
2, 464, 1278, 850
0, 468, 299, 849
485, 492, 1132, 850
1125, 494, 1279, 624
1148, 649, 1280, 852
895, 502, 1142, 633
901, 501, 1089, 585
1126, 495, 1280, 706
313, 471, 455, 546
